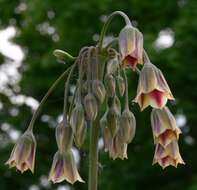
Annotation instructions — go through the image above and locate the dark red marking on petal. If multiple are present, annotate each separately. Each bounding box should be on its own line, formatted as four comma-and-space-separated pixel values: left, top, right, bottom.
123, 55, 137, 67
159, 129, 175, 146
149, 89, 164, 107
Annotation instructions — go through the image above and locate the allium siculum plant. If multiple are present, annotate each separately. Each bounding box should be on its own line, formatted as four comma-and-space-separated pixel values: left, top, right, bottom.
6, 11, 185, 190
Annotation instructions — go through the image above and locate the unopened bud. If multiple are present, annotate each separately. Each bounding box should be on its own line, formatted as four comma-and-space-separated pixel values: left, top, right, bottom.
53, 49, 75, 62
92, 80, 106, 103
107, 57, 119, 74
70, 103, 85, 134
104, 74, 116, 97
84, 93, 98, 120
74, 121, 87, 148
56, 120, 73, 153
107, 107, 120, 137
116, 75, 125, 96
120, 108, 136, 143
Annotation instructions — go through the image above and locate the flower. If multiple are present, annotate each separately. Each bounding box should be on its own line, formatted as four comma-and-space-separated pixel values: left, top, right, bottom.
109, 134, 128, 160
119, 25, 143, 68
151, 107, 181, 147
49, 150, 84, 184
134, 62, 174, 110
153, 141, 185, 169
5, 130, 36, 173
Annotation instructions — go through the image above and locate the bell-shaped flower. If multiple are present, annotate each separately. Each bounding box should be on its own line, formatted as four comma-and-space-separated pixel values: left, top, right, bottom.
119, 25, 143, 68
134, 62, 174, 110
151, 107, 181, 147
109, 134, 128, 160
5, 129, 36, 173
153, 141, 185, 169
49, 150, 84, 184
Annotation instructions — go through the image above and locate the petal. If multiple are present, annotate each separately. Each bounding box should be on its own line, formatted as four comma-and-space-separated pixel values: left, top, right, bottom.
148, 90, 168, 109
119, 25, 136, 58
135, 30, 143, 64
155, 69, 174, 100
157, 129, 177, 147
122, 55, 137, 68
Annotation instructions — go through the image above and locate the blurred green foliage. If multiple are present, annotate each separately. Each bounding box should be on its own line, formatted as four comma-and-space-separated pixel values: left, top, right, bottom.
0, 0, 197, 190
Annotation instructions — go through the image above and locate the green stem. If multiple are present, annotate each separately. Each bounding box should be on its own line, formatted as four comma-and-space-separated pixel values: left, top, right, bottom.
27, 66, 72, 131
104, 38, 118, 50
143, 49, 150, 63
63, 63, 77, 120
98, 11, 131, 51
88, 117, 100, 190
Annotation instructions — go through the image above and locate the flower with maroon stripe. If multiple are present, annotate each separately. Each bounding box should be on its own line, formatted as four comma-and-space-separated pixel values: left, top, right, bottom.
118, 25, 143, 69
153, 141, 185, 169
134, 62, 174, 110
5, 130, 36, 173
49, 150, 84, 184
151, 107, 181, 147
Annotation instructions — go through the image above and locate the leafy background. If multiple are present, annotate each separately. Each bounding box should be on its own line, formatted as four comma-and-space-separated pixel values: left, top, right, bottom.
0, 0, 197, 190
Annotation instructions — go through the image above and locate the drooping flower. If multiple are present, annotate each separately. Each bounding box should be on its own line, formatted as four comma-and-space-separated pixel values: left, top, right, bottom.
5, 130, 36, 173
49, 150, 84, 184
151, 107, 181, 147
134, 62, 174, 110
153, 141, 185, 169
109, 134, 128, 160
119, 25, 143, 68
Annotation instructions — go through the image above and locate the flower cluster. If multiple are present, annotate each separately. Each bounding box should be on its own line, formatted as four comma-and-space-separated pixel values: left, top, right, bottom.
5, 11, 184, 189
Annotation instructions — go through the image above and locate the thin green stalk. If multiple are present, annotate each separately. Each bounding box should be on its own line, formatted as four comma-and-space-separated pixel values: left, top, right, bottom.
98, 11, 131, 51
88, 117, 100, 190
63, 63, 77, 120
27, 66, 72, 131
104, 38, 118, 50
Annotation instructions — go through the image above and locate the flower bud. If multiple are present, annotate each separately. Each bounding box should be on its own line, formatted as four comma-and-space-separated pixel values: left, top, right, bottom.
92, 80, 106, 103
104, 74, 116, 97
103, 126, 112, 152
109, 134, 128, 160
134, 62, 174, 110
56, 120, 73, 153
84, 92, 98, 120
70, 103, 85, 134
49, 150, 84, 184
74, 121, 87, 148
107, 57, 119, 74
107, 106, 120, 137
116, 75, 125, 96
119, 25, 143, 68
119, 108, 136, 143
5, 130, 36, 173
153, 141, 185, 169
151, 107, 181, 147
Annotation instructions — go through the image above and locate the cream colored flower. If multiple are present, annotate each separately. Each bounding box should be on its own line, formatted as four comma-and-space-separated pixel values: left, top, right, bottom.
134, 62, 174, 110
151, 107, 181, 147
5, 130, 36, 173
119, 25, 143, 68
153, 141, 185, 169
49, 150, 84, 184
